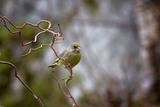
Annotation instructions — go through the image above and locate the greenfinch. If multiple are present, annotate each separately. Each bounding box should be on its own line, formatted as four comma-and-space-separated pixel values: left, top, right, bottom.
48, 42, 81, 69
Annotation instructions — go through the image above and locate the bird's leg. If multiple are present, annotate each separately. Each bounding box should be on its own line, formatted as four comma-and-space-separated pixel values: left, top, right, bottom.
64, 55, 71, 68
65, 62, 71, 67
64, 56, 69, 61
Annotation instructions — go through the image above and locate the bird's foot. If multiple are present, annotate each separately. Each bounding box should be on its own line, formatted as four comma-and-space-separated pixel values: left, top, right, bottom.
65, 63, 71, 68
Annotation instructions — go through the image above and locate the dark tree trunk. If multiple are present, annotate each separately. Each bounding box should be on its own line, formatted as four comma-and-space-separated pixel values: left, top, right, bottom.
134, 0, 160, 103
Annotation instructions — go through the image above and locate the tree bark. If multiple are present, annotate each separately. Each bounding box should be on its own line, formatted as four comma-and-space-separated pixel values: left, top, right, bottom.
134, 0, 160, 103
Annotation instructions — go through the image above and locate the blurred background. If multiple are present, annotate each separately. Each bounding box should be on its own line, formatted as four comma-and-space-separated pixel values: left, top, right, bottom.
0, 0, 160, 107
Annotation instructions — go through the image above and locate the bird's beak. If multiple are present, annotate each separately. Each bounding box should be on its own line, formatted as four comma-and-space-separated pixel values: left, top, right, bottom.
76, 47, 80, 52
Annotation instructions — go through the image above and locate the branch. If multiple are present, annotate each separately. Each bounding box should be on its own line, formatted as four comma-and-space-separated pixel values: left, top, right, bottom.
50, 44, 79, 107
65, 65, 79, 107
52, 70, 79, 107
0, 15, 63, 48
0, 61, 44, 107
0, 15, 79, 107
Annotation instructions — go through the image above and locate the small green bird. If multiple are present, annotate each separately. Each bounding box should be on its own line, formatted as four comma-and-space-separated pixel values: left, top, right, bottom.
48, 42, 81, 69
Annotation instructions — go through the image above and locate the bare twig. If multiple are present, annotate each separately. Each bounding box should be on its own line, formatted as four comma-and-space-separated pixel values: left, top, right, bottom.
0, 15, 79, 107
51, 71, 69, 97
52, 70, 79, 107
21, 44, 50, 57
50, 40, 79, 107
65, 65, 79, 107
0, 61, 44, 107
0, 15, 63, 49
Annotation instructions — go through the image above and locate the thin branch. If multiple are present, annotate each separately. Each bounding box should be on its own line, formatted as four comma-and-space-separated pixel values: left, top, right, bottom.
65, 65, 79, 107
51, 69, 79, 107
51, 71, 69, 97
21, 44, 50, 57
0, 15, 79, 107
50, 39, 80, 107
0, 61, 44, 107
0, 15, 63, 48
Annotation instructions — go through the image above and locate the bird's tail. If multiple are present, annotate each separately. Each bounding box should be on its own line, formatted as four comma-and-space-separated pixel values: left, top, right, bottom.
48, 64, 57, 68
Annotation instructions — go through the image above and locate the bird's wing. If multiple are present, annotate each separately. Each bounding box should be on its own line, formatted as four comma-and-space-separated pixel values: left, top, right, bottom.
59, 49, 67, 57
54, 49, 67, 63
48, 49, 68, 68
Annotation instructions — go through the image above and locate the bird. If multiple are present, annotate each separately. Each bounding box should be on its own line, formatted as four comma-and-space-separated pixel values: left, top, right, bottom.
48, 42, 81, 70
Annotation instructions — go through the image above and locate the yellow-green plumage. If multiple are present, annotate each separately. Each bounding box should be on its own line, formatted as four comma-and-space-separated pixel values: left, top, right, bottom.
48, 42, 81, 69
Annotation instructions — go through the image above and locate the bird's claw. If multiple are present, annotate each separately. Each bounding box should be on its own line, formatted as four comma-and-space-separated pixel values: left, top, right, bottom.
65, 63, 71, 68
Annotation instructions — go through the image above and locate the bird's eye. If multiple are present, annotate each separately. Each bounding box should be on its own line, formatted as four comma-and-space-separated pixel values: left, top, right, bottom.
73, 46, 77, 48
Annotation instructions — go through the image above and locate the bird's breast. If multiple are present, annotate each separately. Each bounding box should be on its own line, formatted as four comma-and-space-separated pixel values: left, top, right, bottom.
68, 53, 81, 68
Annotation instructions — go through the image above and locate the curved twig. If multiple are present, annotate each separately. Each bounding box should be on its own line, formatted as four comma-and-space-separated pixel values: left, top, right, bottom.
0, 61, 44, 107
51, 69, 79, 107
0, 15, 79, 107
51, 71, 69, 97
0, 15, 63, 48
50, 37, 80, 107
65, 65, 79, 107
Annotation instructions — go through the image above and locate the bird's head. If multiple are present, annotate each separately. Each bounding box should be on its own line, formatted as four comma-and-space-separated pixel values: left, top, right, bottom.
69, 42, 81, 54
